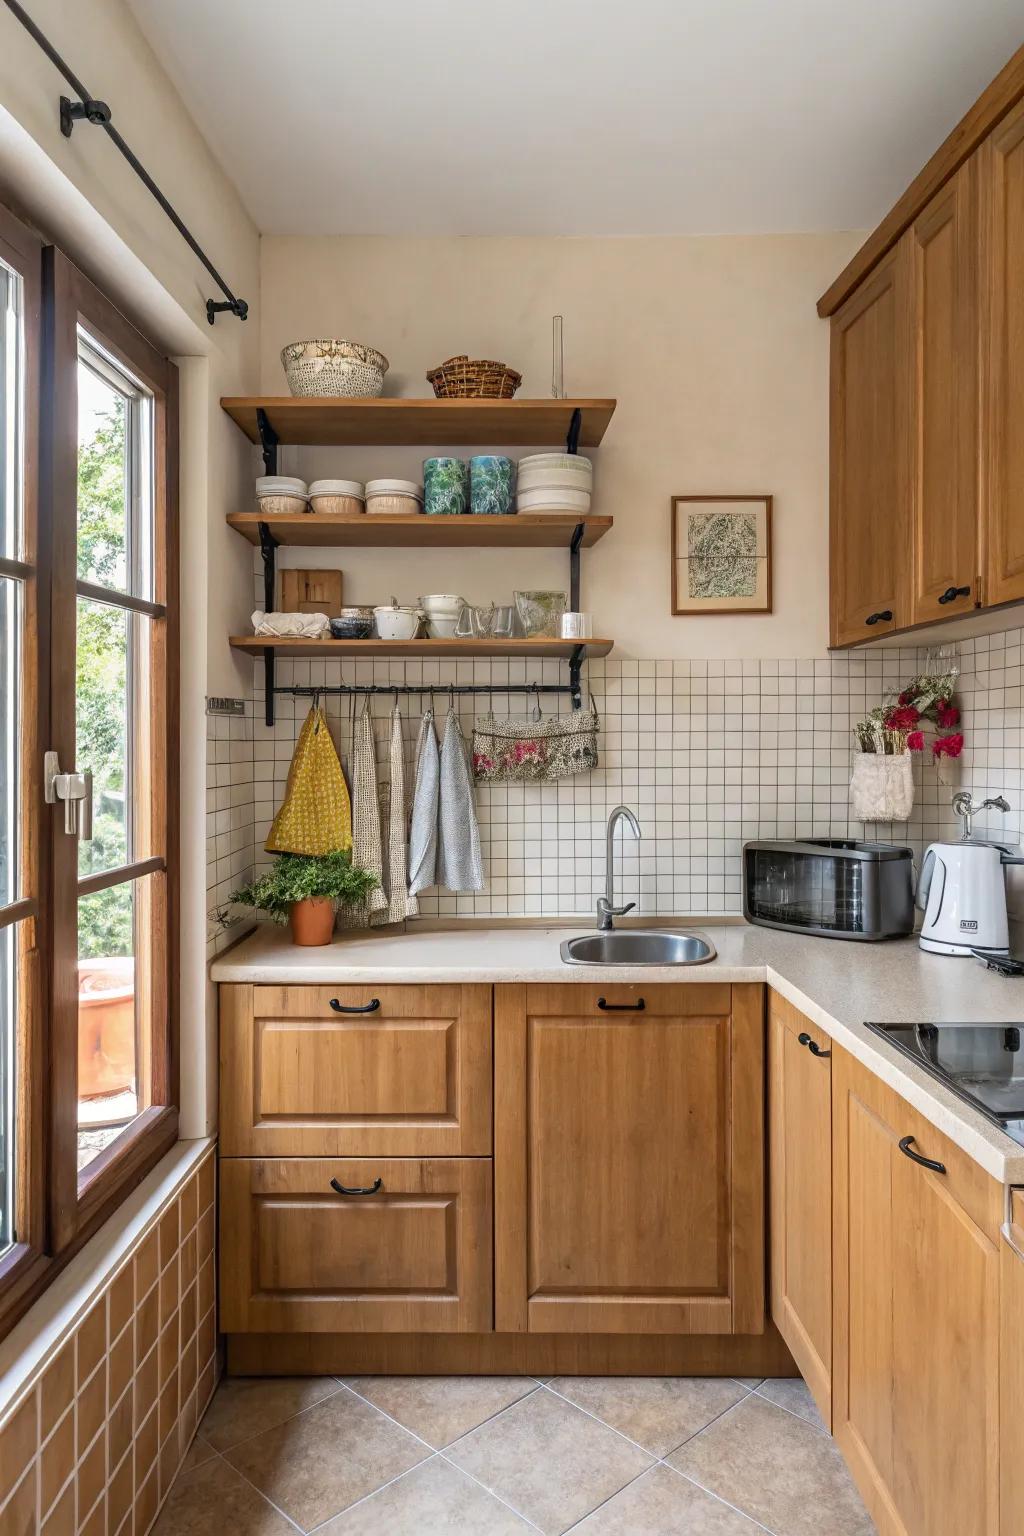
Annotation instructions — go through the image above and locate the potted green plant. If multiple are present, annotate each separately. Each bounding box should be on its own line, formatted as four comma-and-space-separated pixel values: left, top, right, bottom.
224, 852, 379, 946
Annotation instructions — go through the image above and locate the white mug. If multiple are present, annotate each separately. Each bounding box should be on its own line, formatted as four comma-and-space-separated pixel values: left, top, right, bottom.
561, 611, 593, 640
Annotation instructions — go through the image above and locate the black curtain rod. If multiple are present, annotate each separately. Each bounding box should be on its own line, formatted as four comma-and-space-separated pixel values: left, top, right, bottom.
4, 0, 249, 324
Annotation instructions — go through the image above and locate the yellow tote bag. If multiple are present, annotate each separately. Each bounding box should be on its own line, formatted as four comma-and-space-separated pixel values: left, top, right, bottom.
265, 705, 352, 855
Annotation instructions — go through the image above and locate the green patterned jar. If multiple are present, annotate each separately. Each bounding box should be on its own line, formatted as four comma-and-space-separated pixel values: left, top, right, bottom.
423, 457, 469, 516
470, 455, 516, 516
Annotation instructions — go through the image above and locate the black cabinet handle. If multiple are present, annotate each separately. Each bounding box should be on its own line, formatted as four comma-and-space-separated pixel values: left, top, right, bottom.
798, 1031, 831, 1058
898, 1135, 946, 1175
865, 609, 893, 626
938, 585, 971, 605
329, 997, 380, 1014
596, 996, 645, 1011
330, 1177, 383, 1196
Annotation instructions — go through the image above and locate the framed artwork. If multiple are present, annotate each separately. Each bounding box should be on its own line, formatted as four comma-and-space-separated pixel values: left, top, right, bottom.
671, 495, 772, 614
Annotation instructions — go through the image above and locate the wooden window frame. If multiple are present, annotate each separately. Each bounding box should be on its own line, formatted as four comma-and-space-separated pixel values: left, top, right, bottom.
0, 211, 179, 1337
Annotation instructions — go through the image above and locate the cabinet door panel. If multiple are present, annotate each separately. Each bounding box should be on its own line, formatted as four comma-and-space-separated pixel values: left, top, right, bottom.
910, 164, 980, 622
1001, 1193, 1024, 1536
495, 983, 764, 1335
220, 1157, 492, 1334
829, 241, 913, 645
219, 983, 491, 1156
983, 97, 1024, 607
768, 993, 832, 1425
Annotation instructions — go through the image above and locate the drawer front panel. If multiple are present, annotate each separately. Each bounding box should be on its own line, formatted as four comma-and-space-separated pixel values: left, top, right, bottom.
220, 1157, 493, 1334
522, 982, 731, 1017
219, 984, 491, 1156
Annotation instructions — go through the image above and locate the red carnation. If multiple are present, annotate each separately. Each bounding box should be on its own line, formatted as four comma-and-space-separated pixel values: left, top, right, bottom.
907, 730, 925, 751
932, 733, 964, 760
885, 704, 920, 730
936, 699, 960, 728
898, 689, 915, 706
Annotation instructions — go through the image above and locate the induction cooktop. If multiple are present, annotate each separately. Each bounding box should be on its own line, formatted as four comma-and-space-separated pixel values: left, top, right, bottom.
865, 1022, 1024, 1148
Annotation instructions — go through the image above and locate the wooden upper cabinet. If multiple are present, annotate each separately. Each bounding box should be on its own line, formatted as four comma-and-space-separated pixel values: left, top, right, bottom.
908, 162, 982, 623
982, 96, 1024, 608
829, 241, 913, 645
219, 983, 492, 1157
767, 992, 832, 1427
832, 1047, 1001, 1536
494, 982, 764, 1335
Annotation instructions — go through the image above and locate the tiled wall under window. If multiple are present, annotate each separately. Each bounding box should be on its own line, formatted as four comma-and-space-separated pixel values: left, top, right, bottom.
207, 622, 1024, 923
206, 706, 256, 957
0, 1149, 217, 1534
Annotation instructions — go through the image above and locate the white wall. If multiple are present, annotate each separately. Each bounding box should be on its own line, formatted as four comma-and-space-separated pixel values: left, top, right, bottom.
0, 0, 263, 1134
260, 232, 861, 657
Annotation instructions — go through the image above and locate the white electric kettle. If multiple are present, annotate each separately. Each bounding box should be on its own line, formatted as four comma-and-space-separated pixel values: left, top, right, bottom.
917, 793, 1018, 955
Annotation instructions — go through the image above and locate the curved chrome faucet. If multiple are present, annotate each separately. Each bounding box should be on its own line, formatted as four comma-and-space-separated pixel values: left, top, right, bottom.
597, 805, 642, 931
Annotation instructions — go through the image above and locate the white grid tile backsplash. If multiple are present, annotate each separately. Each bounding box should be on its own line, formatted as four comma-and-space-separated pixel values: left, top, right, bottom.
205, 620, 1024, 926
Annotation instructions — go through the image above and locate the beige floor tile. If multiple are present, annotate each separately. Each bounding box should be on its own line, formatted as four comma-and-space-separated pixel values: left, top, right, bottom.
151, 1456, 296, 1536
668, 1393, 875, 1536
344, 1376, 539, 1448
224, 1385, 430, 1531
317, 1454, 536, 1534
755, 1378, 826, 1432
200, 1376, 342, 1451
548, 1376, 748, 1457
569, 1463, 766, 1534
447, 1385, 654, 1535
179, 1432, 217, 1477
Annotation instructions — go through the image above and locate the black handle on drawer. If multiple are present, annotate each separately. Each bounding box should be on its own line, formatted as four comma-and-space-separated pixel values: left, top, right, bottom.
330, 1177, 383, 1196
865, 609, 893, 626
596, 996, 645, 1011
798, 1030, 831, 1059
898, 1135, 946, 1175
329, 997, 381, 1014
938, 585, 971, 605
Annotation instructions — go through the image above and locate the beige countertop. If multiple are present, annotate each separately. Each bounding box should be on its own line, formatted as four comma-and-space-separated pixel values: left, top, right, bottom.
212, 921, 1024, 1183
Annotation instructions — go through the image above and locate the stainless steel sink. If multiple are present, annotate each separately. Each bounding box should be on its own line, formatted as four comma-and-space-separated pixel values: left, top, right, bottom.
560, 930, 717, 966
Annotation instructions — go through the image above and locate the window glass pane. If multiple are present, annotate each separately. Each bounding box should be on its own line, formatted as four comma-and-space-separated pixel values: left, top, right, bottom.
76, 597, 128, 877
77, 880, 137, 1173
0, 923, 14, 1253
0, 576, 19, 907
77, 339, 153, 599
0, 256, 24, 562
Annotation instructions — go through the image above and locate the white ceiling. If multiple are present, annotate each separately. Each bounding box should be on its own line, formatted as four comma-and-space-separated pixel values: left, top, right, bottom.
127, 0, 1024, 236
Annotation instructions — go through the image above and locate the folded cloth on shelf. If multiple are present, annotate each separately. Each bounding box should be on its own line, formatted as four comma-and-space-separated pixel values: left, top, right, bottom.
251, 609, 329, 638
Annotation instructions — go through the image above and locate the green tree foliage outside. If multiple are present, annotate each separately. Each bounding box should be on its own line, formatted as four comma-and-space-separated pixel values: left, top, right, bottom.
76, 395, 132, 959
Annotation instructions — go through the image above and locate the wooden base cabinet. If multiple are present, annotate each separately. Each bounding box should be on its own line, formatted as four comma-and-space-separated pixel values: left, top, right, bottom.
767, 992, 833, 1426
1000, 1190, 1024, 1534
494, 982, 765, 1335
833, 1047, 1002, 1536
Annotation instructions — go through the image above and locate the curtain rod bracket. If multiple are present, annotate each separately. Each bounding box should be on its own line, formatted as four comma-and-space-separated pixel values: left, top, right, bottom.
207, 298, 249, 324
59, 94, 111, 137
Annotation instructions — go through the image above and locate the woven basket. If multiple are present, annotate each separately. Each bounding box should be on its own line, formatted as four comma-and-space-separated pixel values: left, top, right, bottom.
426, 355, 522, 399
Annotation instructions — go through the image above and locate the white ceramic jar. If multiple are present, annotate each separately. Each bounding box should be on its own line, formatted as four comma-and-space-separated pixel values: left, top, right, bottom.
514, 453, 593, 514
309, 479, 365, 516
365, 478, 424, 515
256, 475, 308, 515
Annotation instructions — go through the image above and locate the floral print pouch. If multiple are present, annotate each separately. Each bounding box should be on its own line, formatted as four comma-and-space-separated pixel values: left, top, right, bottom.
471, 699, 599, 783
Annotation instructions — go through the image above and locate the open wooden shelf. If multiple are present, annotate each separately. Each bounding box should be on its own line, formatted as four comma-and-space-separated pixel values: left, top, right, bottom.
220, 396, 616, 447
227, 511, 613, 549
230, 636, 613, 661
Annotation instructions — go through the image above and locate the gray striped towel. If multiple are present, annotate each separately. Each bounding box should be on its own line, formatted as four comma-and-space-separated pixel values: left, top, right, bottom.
408, 708, 440, 895
437, 704, 484, 893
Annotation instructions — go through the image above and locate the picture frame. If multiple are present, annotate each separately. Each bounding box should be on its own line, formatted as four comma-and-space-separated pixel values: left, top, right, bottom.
671, 494, 773, 614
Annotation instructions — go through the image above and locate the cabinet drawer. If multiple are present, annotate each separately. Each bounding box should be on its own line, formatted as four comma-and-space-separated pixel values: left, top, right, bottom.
523, 982, 731, 1017
220, 1157, 492, 1334
219, 984, 491, 1156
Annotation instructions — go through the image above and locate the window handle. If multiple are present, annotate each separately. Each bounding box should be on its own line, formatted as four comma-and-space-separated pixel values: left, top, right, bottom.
44, 752, 93, 839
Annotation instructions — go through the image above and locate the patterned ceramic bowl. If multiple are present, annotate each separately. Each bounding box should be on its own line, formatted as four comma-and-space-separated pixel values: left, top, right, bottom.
281, 339, 389, 398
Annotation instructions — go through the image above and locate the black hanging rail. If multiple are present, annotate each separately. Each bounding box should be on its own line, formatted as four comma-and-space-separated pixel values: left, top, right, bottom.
276, 679, 584, 704
3, 0, 249, 325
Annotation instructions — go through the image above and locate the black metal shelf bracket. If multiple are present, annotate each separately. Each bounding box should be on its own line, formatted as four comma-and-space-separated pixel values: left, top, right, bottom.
4, 0, 249, 324
255, 408, 279, 476
566, 407, 583, 455
256, 521, 279, 726
569, 521, 585, 611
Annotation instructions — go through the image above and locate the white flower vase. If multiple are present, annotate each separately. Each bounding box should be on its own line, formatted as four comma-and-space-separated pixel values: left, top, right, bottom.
850, 751, 915, 822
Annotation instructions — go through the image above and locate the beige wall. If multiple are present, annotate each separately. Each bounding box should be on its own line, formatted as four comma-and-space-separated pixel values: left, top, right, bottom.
260, 232, 861, 656
0, 0, 263, 1135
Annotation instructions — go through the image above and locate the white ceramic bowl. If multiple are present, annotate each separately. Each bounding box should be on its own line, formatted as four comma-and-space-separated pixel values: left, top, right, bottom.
366, 479, 422, 497
516, 485, 592, 514
419, 593, 466, 616
309, 479, 365, 498
256, 475, 307, 496
517, 452, 593, 485
427, 614, 461, 639
281, 340, 389, 399
257, 493, 308, 515
374, 605, 421, 641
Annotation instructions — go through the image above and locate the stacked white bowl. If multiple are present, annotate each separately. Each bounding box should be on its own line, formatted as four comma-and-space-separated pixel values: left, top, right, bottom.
515, 453, 593, 515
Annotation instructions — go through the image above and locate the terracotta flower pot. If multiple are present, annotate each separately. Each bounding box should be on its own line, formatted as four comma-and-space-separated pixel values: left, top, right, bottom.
289, 896, 336, 946
78, 957, 136, 1099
